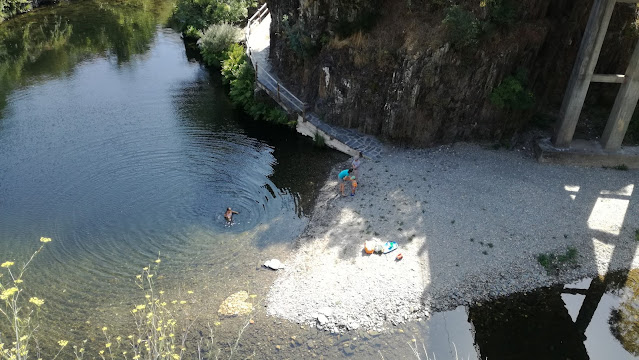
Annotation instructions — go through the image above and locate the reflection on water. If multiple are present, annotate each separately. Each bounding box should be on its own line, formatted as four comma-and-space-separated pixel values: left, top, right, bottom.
467, 270, 639, 360
0, 0, 173, 112
0, 0, 344, 355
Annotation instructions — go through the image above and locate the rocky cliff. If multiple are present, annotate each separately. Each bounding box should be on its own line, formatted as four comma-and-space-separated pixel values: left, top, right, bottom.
267, 0, 638, 146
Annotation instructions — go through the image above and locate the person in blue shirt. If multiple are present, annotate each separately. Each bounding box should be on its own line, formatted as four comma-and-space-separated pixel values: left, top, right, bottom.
338, 169, 353, 196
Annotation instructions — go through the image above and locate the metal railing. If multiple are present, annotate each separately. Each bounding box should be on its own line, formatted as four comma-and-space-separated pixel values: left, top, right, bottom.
245, 5, 307, 115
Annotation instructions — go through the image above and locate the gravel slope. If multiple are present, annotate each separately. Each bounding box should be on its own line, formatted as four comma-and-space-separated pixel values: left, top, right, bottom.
266, 143, 639, 332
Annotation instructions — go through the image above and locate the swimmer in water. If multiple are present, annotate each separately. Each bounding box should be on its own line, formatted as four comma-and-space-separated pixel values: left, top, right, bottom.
224, 207, 239, 223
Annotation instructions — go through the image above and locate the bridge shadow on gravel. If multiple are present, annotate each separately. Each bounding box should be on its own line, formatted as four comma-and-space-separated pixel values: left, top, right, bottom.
314, 146, 637, 358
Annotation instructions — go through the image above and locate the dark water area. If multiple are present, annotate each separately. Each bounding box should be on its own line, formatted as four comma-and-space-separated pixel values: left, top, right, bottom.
0, 0, 345, 354
1, 1, 638, 359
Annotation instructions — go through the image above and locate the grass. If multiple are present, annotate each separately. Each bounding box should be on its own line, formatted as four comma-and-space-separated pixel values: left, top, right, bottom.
537, 247, 579, 275
635, 229, 639, 242
313, 131, 326, 147
603, 164, 629, 171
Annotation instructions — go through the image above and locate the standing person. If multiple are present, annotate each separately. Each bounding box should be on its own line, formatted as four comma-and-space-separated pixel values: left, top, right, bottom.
224, 207, 239, 223
351, 152, 363, 184
338, 168, 353, 196
350, 177, 357, 196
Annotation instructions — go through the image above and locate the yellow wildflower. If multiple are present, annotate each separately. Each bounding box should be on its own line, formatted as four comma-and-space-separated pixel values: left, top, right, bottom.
14, 279, 23, 284
187, 290, 194, 294
133, 355, 140, 359
58, 340, 68, 347
99, 350, 104, 355
105, 343, 111, 348
136, 304, 146, 310
40, 237, 52, 243
155, 259, 161, 263
172, 354, 180, 360
179, 301, 186, 304
159, 290, 165, 295
145, 294, 151, 299
136, 275, 142, 280
1, 287, 19, 300
102, 326, 108, 331
29, 297, 44, 306
1, 261, 14, 268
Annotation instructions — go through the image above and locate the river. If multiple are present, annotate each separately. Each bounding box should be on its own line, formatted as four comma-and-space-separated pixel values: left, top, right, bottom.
0, 1, 638, 359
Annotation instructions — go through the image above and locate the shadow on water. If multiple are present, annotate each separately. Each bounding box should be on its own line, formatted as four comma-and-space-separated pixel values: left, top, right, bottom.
0, 0, 173, 115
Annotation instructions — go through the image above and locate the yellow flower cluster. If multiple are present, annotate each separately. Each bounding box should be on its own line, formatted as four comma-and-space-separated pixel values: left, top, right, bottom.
28, 297, 44, 306
1, 261, 14, 268
1, 287, 18, 300
39, 237, 52, 243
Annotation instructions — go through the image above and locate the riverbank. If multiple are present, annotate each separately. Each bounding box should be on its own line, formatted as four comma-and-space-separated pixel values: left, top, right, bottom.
266, 143, 639, 332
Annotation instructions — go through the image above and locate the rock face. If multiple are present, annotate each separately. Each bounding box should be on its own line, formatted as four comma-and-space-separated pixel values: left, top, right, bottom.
267, 0, 638, 146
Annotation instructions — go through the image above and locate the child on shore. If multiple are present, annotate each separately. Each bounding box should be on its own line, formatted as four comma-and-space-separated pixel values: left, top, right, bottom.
350, 177, 357, 196
338, 169, 353, 196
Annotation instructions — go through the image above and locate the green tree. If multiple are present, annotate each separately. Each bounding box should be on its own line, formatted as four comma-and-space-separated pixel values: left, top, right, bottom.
0, 0, 31, 23
198, 23, 243, 66
171, 0, 256, 32
490, 70, 535, 111
442, 5, 481, 50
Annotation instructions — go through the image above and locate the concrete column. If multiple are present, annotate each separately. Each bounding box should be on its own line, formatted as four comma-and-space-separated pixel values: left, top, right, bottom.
600, 39, 639, 150
553, 0, 616, 147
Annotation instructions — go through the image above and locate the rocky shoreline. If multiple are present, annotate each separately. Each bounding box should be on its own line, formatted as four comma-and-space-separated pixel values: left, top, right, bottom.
266, 143, 639, 333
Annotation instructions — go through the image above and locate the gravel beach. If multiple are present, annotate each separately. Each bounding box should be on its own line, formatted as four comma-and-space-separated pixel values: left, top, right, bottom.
266, 143, 639, 333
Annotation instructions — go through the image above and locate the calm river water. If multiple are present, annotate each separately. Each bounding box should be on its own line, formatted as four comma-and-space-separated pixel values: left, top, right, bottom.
1, 1, 638, 359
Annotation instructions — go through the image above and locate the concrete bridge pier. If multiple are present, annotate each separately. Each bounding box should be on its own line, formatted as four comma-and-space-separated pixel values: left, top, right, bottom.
601, 38, 639, 150
537, 0, 639, 168
553, 0, 616, 148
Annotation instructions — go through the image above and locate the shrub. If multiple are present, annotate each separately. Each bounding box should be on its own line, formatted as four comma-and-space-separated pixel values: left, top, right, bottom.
313, 131, 326, 147
0, 0, 31, 22
221, 44, 291, 125
281, 15, 320, 59
490, 70, 535, 111
198, 23, 243, 66
442, 5, 481, 50
537, 247, 579, 275
171, 0, 256, 33
485, 0, 516, 28
183, 25, 203, 40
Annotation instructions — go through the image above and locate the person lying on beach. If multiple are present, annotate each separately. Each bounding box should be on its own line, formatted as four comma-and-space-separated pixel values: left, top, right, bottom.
338, 169, 353, 196
224, 207, 239, 223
